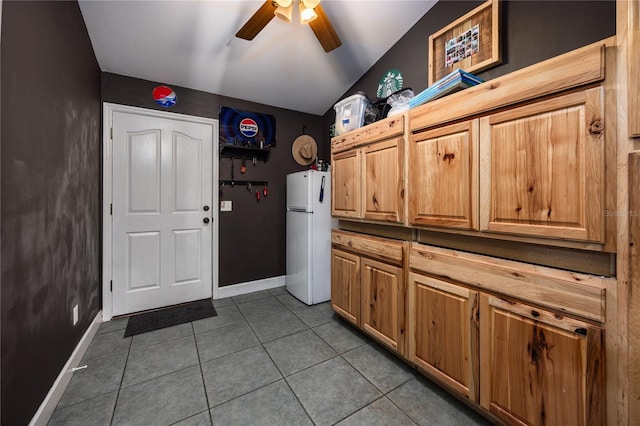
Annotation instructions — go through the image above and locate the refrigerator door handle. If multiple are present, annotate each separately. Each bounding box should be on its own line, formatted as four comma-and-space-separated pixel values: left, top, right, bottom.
287, 207, 312, 213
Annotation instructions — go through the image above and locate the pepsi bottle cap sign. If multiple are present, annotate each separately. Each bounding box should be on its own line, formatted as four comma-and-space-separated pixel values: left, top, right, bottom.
239, 118, 259, 137
152, 85, 177, 107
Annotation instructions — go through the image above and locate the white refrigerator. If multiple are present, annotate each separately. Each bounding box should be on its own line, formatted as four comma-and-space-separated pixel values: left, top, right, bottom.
286, 170, 335, 305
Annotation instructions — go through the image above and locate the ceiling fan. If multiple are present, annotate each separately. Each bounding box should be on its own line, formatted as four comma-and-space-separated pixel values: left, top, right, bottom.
235, 0, 342, 53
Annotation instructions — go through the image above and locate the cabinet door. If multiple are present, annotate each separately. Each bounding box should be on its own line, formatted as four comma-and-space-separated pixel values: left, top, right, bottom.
361, 257, 404, 351
409, 120, 479, 229
362, 137, 405, 223
332, 149, 362, 218
408, 273, 479, 402
480, 295, 605, 426
331, 249, 360, 325
480, 87, 604, 242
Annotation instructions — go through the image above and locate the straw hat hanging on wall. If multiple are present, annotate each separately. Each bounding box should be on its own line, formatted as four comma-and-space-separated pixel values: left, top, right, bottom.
291, 135, 318, 166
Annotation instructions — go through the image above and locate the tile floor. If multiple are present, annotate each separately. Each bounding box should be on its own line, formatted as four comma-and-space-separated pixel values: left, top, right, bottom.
48, 287, 493, 426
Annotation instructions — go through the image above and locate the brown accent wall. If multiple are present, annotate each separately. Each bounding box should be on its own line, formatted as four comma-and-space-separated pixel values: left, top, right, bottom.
102, 73, 325, 286
1, 1, 102, 424
321, 0, 616, 153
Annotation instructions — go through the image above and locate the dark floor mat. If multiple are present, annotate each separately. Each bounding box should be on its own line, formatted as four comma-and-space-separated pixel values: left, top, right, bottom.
123, 299, 217, 337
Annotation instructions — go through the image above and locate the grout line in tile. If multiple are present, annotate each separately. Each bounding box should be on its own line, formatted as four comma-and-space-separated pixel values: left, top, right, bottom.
329, 394, 392, 426
167, 408, 211, 426
243, 313, 288, 379
382, 375, 415, 396
384, 384, 424, 426
191, 322, 215, 425
281, 377, 318, 426
255, 326, 311, 344
117, 363, 201, 391
232, 291, 279, 306
289, 307, 337, 329
338, 349, 391, 397
192, 318, 249, 339
197, 341, 263, 366
109, 331, 133, 426
282, 351, 343, 379
51, 390, 120, 415
308, 320, 369, 355
209, 377, 284, 412
128, 329, 196, 354
207, 375, 283, 409
245, 311, 312, 344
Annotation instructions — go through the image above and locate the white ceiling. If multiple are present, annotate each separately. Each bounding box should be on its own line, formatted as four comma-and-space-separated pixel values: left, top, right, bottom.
79, 0, 436, 115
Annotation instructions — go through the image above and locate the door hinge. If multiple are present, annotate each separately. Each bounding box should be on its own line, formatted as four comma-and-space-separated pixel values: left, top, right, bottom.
110, 204, 113, 215
110, 280, 113, 292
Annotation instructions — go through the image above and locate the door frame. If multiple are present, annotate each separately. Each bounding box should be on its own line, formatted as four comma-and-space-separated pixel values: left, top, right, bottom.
102, 103, 219, 321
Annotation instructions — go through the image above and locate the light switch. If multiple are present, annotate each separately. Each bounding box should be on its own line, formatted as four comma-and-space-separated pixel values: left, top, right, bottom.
220, 200, 232, 211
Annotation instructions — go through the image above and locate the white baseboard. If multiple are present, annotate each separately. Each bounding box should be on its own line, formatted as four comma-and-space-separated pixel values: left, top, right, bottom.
30, 311, 103, 426
217, 275, 285, 299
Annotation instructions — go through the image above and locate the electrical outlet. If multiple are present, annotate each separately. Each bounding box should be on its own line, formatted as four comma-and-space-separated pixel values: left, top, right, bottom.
73, 305, 79, 326
220, 200, 232, 212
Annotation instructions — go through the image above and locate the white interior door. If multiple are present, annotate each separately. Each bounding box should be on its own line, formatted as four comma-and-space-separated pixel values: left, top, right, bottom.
111, 111, 213, 316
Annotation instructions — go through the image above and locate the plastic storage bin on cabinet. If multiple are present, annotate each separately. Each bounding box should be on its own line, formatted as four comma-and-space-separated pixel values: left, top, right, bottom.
334, 94, 371, 136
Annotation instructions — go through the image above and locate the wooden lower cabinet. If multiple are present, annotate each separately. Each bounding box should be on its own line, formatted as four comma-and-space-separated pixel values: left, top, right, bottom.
331, 248, 360, 326
361, 257, 404, 351
408, 272, 479, 402
480, 294, 605, 426
332, 235, 608, 424
331, 230, 406, 353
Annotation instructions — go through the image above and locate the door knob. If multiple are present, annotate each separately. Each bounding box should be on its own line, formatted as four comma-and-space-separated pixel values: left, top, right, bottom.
203, 205, 210, 211
203, 217, 210, 224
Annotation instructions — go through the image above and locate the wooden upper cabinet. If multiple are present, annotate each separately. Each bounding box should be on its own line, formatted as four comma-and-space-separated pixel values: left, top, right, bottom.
480, 87, 605, 242
331, 248, 361, 326
629, 0, 640, 137
409, 272, 479, 402
363, 137, 404, 223
480, 295, 605, 426
409, 120, 479, 229
331, 115, 406, 224
361, 257, 404, 352
332, 149, 361, 219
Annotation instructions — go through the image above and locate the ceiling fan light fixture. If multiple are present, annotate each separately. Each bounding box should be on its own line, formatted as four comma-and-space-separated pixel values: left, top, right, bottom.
301, 0, 320, 8
274, 4, 293, 23
300, 6, 318, 24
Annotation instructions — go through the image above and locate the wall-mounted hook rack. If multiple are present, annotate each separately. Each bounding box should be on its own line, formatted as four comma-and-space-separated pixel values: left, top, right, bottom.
220, 145, 270, 162
220, 179, 268, 188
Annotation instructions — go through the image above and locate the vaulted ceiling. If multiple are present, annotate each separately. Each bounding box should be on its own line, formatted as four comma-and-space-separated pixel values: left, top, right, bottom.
79, 0, 437, 115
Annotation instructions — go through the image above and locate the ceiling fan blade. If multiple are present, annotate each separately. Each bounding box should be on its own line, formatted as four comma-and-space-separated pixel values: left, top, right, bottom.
308, 4, 342, 52
236, 1, 278, 41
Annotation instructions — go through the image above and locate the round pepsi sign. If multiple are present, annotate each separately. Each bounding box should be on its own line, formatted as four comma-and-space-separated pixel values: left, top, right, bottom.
239, 118, 258, 137
152, 85, 177, 107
